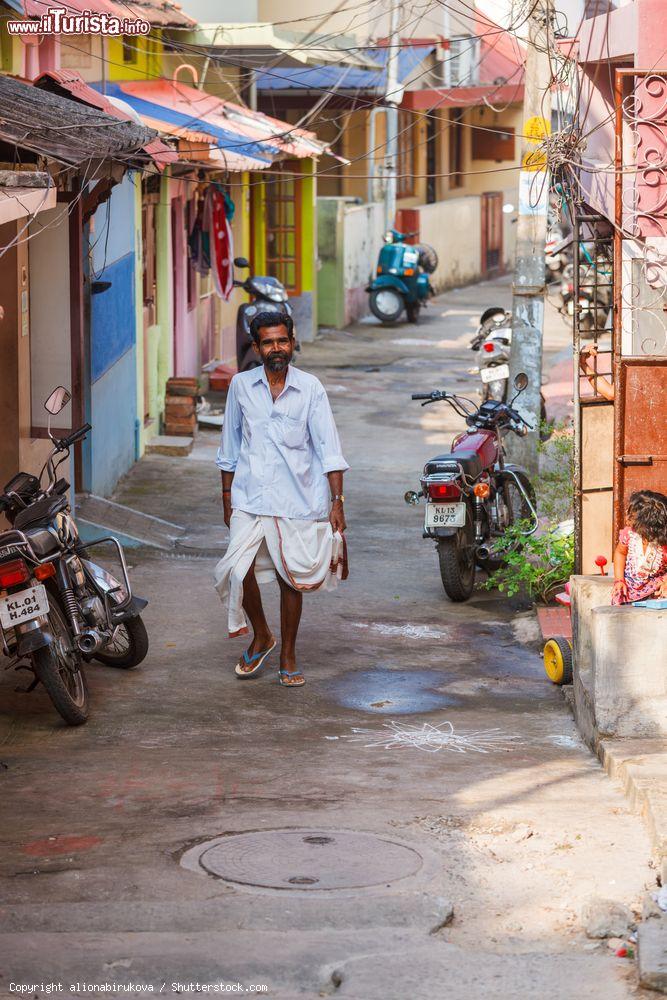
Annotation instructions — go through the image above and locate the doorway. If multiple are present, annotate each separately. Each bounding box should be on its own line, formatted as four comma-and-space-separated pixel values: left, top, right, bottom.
481, 192, 503, 276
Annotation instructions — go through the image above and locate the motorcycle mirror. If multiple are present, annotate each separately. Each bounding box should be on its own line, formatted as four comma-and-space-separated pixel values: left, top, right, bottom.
404, 490, 420, 506
513, 372, 529, 392
44, 386, 71, 415
234, 257, 250, 269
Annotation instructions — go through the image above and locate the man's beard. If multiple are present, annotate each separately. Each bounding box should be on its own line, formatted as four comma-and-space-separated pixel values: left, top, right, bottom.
266, 353, 290, 372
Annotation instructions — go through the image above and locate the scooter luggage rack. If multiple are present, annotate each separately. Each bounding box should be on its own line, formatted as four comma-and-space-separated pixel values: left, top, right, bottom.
76, 536, 133, 614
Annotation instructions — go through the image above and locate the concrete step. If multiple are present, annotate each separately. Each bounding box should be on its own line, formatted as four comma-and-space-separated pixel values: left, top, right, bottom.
600, 738, 667, 884
0, 892, 452, 934
0, 931, 631, 1000
145, 435, 193, 456
75, 494, 184, 551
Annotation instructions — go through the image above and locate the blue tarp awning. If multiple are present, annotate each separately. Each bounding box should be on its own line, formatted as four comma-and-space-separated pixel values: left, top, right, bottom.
97, 83, 275, 163
256, 44, 436, 93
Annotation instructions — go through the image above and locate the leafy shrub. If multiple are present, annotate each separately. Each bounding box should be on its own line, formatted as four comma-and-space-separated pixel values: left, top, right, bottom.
485, 520, 574, 603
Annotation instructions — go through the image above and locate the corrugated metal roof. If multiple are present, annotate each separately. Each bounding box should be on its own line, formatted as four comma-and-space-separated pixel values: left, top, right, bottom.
35, 70, 176, 169
255, 44, 435, 93
3, 0, 194, 27
0, 74, 162, 167
107, 80, 325, 165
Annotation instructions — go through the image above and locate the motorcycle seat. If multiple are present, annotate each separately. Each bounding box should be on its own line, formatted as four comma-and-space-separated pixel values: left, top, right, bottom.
424, 450, 483, 480
14, 496, 67, 531
25, 525, 60, 557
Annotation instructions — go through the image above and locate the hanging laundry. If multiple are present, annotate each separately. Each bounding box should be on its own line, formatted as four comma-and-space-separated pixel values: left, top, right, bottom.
203, 186, 234, 300
188, 196, 210, 275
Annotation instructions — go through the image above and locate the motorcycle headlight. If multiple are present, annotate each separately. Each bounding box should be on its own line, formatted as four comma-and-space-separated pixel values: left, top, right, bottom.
383, 230, 394, 243
268, 289, 286, 302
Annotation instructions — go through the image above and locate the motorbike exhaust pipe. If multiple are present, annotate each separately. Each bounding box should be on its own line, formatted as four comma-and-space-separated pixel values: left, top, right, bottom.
476, 544, 492, 561
77, 630, 102, 655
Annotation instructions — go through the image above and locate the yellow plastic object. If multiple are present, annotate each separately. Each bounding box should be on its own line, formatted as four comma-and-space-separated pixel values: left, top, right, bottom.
543, 637, 573, 685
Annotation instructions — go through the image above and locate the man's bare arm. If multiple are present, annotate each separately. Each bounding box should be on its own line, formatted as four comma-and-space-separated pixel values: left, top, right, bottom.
221, 471, 234, 527
327, 470, 346, 534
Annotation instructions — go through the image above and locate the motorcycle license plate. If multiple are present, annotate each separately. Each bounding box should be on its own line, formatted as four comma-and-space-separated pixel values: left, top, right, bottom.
425, 503, 467, 528
480, 363, 510, 384
0, 585, 49, 629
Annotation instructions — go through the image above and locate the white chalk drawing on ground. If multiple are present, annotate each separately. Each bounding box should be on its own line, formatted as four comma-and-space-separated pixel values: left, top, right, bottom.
352, 622, 451, 640
341, 720, 519, 754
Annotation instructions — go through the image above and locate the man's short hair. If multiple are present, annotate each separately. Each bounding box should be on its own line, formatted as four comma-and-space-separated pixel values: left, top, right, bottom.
249, 310, 294, 345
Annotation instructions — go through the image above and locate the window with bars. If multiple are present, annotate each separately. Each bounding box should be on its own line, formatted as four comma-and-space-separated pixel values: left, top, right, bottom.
265, 171, 301, 294
397, 110, 415, 198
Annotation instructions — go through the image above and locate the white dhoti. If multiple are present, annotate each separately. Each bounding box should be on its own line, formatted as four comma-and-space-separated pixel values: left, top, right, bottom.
214, 509, 348, 637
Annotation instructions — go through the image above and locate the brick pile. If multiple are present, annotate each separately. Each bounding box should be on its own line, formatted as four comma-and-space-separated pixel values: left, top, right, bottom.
164, 377, 199, 436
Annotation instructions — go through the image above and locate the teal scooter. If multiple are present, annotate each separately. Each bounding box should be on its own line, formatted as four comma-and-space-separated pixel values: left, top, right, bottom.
367, 229, 437, 324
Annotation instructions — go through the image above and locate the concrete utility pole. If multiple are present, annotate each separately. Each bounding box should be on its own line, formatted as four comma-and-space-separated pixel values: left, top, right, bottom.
383, 0, 401, 232
507, 0, 553, 474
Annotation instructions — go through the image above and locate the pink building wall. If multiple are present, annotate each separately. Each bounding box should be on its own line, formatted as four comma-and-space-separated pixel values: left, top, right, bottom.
577, 0, 667, 223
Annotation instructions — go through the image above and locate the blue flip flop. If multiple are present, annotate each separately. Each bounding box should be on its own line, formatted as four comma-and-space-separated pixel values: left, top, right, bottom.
235, 639, 276, 679
278, 667, 305, 687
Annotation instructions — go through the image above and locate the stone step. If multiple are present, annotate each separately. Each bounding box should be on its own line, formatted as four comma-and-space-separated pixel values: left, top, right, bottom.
0, 892, 452, 935
75, 494, 184, 551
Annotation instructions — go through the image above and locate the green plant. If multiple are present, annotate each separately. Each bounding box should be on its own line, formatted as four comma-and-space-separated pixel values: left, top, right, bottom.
485, 519, 574, 603
537, 422, 575, 522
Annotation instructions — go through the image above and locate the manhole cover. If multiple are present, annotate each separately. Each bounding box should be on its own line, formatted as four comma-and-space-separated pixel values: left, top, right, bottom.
189, 829, 423, 891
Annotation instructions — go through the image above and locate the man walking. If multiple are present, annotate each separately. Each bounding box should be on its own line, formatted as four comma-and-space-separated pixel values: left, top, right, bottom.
214, 311, 348, 687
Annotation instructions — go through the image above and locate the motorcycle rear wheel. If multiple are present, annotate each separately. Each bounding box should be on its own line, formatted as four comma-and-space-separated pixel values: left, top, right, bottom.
437, 521, 476, 602
369, 288, 404, 324
94, 616, 149, 669
32, 598, 89, 726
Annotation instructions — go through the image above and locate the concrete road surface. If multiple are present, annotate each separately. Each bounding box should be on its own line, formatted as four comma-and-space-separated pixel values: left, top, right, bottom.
0, 279, 654, 999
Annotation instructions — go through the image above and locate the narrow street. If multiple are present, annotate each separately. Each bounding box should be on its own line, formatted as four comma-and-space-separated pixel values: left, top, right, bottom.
0, 279, 653, 999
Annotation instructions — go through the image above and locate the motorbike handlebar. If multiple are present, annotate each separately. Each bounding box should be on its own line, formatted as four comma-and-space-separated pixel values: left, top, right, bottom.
59, 423, 92, 449
411, 392, 437, 401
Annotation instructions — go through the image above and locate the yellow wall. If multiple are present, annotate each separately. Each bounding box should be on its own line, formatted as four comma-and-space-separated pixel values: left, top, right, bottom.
107, 33, 163, 81
336, 103, 521, 208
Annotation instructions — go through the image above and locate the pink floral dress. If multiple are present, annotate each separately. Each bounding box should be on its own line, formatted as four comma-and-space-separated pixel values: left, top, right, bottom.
612, 526, 667, 605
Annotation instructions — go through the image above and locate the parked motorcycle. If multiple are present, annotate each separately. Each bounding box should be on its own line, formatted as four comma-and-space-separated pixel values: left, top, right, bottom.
367, 229, 437, 324
469, 307, 549, 425
558, 257, 611, 332
545, 225, 571, 284
405, 374, 538, 602
0, 387, 148, 726
469, 306, 513, 403
233, 256, 294, 372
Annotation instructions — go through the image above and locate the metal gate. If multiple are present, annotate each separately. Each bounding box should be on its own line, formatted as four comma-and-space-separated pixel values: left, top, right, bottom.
613, 69, 667, 534
573, 212, 615, 573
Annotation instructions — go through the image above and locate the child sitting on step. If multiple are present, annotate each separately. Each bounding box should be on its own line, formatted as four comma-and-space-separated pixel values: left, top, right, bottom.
612, 490, 667, 605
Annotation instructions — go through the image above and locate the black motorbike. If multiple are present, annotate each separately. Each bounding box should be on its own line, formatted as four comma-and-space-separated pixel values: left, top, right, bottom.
405, 374, 538, 602
233, 256, 295, 372
0, 387, 149, 726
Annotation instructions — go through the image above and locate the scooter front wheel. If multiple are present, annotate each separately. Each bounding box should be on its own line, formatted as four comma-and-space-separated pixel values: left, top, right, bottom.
369, 288, 404, 324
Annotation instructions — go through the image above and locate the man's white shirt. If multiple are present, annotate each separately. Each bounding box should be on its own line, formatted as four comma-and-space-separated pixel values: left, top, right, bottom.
216, 365, 349, 520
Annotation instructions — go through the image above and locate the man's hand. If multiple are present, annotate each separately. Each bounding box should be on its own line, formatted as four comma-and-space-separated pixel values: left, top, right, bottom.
223, 493, 232, 528
330, 499, 346, 535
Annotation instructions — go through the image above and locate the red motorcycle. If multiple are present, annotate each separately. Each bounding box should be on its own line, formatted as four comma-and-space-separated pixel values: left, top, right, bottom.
405, 373, 538, 602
